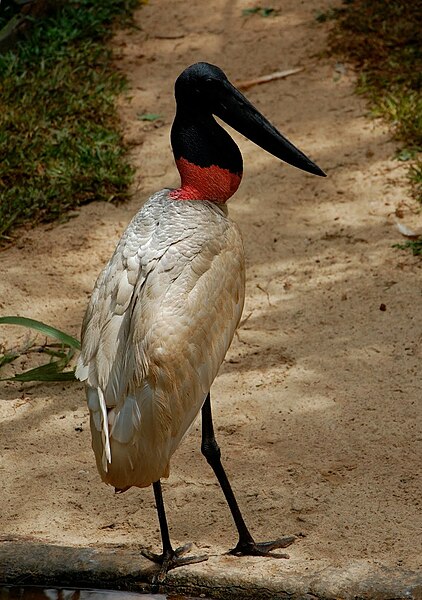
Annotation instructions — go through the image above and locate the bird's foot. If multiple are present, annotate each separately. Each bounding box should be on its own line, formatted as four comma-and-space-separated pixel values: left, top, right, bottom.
142, 542, 208, 587
229, 535, 296, 559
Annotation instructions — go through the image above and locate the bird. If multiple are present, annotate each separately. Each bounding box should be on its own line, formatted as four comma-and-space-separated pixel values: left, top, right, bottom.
76, 61, 325, 582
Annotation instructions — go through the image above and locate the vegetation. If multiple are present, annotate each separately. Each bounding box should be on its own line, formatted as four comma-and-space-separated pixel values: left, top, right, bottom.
325, 0, 422, 254
242, 7, 279, 17
0, 0, 139, 242
0, 316, 79, 381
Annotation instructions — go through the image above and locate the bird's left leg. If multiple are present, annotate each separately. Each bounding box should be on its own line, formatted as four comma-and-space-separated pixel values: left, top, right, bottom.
141, 480, 207, 584
201, 392, 295, 558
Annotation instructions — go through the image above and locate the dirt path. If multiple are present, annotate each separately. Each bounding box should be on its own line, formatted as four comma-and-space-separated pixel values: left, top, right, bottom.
1, 0, 421, 593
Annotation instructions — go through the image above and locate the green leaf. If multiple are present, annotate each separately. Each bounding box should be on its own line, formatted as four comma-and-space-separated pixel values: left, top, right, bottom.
137, 113, 162, 121
42, 347, 74, 359
0, 351, 76, 382
0, 361, 77, 382
0, 316, 81, 350
0, 350, 20, 368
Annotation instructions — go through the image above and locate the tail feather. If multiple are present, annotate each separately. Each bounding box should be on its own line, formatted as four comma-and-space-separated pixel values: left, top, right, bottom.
97, 387, 111, 470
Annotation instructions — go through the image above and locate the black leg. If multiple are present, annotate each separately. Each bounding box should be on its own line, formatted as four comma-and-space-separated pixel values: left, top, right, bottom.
152, 479, 172, 558
201, 392, 295, 558
141, 480, 207, 586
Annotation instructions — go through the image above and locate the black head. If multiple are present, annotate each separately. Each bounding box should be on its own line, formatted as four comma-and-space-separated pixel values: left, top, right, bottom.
174, 62, 229, 112
173, 62, 326, 177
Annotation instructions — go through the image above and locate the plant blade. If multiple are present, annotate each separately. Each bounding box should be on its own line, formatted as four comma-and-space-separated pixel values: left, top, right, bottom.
0, 316, 81, 350
137, 113, 162, 121
0, 359, 77, 382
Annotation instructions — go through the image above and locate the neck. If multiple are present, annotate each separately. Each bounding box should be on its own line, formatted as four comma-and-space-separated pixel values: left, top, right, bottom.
169, 108, 243, 202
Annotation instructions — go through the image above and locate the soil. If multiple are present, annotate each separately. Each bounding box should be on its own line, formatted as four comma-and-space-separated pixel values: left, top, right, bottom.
0, 0, 421, 589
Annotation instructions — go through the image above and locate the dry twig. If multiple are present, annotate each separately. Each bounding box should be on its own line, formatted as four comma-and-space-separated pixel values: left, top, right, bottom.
235, 67, 304, 90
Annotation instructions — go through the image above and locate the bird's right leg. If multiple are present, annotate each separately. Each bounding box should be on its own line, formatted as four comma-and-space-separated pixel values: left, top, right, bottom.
201, 392, 295, 558
141, 480, 207, 585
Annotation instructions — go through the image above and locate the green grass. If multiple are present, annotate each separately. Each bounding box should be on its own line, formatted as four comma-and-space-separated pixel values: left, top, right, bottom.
242, 7, 279, 17
393, 239, 422, 256
326, 0, 422, 203
0, 0, 139, 241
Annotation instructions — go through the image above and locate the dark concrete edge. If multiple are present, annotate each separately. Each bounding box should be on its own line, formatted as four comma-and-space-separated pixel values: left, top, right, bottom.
0, 538, 421, 600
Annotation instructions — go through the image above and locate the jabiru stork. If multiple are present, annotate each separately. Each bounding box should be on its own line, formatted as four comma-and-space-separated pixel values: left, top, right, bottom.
76, 62, 325, 581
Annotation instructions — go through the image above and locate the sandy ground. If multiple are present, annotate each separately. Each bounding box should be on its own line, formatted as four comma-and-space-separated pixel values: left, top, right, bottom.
1, 0, 421, 590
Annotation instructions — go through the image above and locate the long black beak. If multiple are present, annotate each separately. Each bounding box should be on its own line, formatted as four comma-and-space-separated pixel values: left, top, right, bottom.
213, 80, 326, 177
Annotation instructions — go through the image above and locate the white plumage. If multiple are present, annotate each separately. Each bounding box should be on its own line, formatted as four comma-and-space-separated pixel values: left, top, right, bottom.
76, 190, 245, 489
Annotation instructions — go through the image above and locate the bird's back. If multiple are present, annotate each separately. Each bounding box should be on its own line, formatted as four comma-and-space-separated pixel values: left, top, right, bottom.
76, 190, 245, 489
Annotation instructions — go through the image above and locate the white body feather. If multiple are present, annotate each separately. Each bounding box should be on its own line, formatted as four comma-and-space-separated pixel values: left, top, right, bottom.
76, 190, 245, 489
